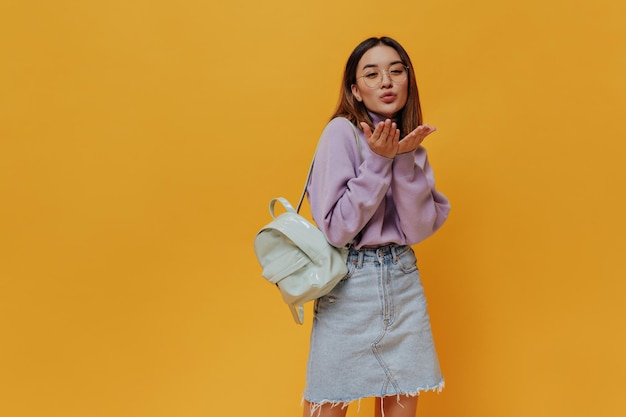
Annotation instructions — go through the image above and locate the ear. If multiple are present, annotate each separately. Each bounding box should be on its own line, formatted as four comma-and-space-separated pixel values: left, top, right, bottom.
351, 84, 362, 102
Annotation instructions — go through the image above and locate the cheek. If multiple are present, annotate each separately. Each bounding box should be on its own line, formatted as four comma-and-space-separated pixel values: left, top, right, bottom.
400, 92, 409, 107
361, 91, 374, 103
399, 85, 409, 105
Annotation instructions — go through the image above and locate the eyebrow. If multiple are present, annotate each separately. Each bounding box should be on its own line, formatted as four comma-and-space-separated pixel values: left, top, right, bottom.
361, 60, 404, 70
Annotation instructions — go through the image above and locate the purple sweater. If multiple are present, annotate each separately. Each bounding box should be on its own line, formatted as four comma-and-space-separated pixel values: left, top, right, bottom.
307, 113, 450, 249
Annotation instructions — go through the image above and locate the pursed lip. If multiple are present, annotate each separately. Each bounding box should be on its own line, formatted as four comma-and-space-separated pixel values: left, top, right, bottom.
380, 92, 396, 103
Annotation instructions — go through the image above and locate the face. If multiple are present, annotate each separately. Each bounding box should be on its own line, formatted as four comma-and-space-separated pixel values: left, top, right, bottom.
351, 45, 409, 119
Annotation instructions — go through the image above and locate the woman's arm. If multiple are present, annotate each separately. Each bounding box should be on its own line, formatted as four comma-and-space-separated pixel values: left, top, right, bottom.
390, 148, 450, 244
308, 118, 393, 247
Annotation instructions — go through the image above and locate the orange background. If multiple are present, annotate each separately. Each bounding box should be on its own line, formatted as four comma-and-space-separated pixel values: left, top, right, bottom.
1, 1, 625, 416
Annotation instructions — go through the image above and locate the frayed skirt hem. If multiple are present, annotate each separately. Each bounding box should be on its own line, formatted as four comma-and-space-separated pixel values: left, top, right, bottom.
302, 379, 445, 415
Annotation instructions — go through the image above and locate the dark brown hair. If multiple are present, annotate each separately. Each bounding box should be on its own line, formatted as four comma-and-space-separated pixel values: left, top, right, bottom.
331, 37, 422, 136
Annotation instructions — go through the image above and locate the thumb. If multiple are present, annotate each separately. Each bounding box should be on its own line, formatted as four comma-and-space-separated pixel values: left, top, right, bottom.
360, 122, 372, 139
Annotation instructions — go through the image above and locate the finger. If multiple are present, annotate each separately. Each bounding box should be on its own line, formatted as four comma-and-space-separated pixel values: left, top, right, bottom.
382, 119, 397, 143
408, 124, 436, 139
422, 124, 437, 134
422, 126, 436, 137
379, 119, 391, 140
372, 121, 389, 144
360, 122, 373, 139
383, 121, 397, 142
393, 125, 401, 143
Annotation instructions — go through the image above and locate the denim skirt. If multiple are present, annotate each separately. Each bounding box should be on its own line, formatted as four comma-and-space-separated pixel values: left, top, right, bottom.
303, 244, 444, 406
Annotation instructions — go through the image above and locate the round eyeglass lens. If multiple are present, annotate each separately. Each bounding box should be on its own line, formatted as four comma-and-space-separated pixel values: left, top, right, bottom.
361, 64, 408, 88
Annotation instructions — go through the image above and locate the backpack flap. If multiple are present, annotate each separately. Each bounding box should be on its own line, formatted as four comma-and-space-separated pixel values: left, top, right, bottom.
255, 216, 324, 302
257, 236, 309, 285
263, 212, 327, 265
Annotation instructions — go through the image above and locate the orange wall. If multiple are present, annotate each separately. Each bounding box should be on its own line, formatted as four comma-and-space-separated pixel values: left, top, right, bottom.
1, 1, 625, 416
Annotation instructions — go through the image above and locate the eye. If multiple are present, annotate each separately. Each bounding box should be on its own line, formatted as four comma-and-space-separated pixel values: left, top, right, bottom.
364, 71, 379, 79
389, 64, 406, 74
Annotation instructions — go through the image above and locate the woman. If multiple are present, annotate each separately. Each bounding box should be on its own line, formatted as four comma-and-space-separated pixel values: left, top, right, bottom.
303, 37, 450, 417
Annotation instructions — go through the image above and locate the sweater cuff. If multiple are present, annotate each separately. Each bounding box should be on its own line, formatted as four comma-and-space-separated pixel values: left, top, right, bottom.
393, 150, 418, 177
368, 151, 394, 174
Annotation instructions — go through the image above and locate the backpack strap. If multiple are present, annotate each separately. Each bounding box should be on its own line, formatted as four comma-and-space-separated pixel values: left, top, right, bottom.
290, 305, 305, 325
296, 118, 363, 213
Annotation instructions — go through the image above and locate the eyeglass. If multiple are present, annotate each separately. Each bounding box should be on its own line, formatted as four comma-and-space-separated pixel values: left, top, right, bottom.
358, 63, 409, 88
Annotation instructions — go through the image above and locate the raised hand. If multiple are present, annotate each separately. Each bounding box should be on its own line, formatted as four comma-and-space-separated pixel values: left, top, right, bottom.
397, 124, 437, 154
360, 119, 400, 159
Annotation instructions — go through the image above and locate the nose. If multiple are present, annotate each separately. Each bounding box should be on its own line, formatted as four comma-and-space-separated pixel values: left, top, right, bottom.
380, 69, 393, 87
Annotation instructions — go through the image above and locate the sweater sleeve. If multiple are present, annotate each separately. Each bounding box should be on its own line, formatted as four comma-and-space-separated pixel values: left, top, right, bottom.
390, 147, 451, 244
307, 118, 394, 248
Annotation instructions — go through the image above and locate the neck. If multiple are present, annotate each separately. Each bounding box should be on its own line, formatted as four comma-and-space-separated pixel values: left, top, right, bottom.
368, 110, 398, 124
